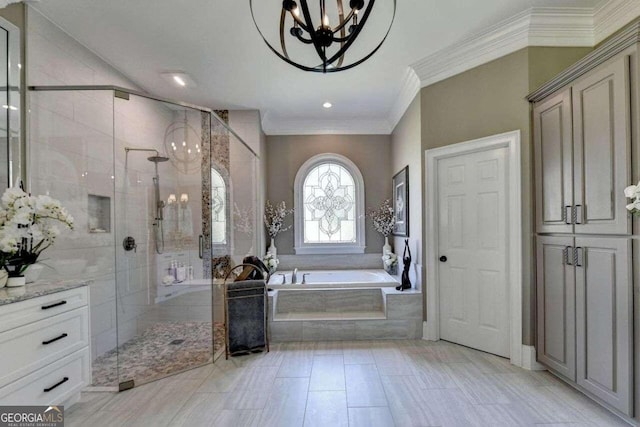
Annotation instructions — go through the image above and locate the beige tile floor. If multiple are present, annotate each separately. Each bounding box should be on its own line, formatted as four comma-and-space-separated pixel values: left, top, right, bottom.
66, 340, 630, 427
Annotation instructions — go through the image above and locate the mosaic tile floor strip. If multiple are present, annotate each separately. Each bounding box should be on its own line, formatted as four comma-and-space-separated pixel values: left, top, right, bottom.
92, 321, 224, 386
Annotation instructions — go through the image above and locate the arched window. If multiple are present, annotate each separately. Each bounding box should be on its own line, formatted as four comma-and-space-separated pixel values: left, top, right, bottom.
294, 153, 365, 254
211, 167, 227, 245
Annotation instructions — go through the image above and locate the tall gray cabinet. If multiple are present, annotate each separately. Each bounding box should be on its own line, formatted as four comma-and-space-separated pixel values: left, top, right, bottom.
528, 20, 639, 422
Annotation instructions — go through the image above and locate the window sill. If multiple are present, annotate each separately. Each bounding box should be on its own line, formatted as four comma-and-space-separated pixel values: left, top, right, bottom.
294, 245, 366, 255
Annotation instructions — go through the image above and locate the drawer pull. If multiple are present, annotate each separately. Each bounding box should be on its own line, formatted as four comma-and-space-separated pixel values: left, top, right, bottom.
42, 333, 68, 345
43, 377, 69, 392
41, 300, 67, 310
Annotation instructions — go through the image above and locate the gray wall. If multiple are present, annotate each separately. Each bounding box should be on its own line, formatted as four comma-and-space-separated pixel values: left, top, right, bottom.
420, 46, 593, 345
266, 134, 392, 256
391, 94, 422, 291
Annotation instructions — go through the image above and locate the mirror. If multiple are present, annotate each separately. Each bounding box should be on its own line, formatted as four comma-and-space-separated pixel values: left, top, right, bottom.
0, 16, 20, 192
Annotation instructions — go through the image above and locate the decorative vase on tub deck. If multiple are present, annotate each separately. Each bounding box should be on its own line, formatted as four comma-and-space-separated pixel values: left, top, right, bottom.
268, 238, 277, 258
383, 236, 392, 255
6, 275, 25, 288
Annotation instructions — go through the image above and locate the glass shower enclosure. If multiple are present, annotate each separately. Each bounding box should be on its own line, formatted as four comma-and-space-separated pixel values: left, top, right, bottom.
28, 86, 258, 390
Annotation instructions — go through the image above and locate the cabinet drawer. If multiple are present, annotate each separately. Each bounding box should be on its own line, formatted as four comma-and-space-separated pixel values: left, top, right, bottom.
0, 286, 88, 333
0, 307, 89, 387
0, 347, 90, 406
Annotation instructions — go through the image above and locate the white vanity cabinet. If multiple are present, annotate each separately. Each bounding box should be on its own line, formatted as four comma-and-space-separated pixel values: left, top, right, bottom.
0, 286, 90, 407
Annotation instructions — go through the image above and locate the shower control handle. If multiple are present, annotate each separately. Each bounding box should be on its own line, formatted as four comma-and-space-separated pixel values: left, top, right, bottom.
123, 236, 137, 253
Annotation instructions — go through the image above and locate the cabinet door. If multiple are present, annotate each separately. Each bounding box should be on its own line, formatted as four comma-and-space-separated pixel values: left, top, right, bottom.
575, 237, 633, 416
572, 56, 631, 235
534, 90, 574, 233
536, 236, 575, 380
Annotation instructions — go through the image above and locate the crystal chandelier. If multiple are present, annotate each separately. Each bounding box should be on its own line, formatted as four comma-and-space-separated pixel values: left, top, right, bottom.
250, 0, 396, 73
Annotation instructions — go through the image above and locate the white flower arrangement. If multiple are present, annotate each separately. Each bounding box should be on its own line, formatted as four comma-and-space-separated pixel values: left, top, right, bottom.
382, 252, 398, 268
262, 252, 279, 273
264, 200, 294, 239
624, 181, 640, 215
367, 199, 396, 237
0, 187, 74, 277
382, 252, 398, 275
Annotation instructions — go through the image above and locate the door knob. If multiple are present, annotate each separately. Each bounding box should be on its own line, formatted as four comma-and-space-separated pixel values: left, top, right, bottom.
439, 256, 447, 263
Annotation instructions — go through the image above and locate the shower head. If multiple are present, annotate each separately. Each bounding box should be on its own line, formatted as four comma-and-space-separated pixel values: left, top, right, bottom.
147, 155, 170, 163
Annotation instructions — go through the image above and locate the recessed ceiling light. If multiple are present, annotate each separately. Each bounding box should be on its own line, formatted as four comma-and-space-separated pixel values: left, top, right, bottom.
173, 75, 186, 86
161, 72, 197, 88
323, 102, 332, 109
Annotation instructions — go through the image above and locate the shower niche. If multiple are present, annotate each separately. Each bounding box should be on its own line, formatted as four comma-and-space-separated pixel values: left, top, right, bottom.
88, 194, 111, 233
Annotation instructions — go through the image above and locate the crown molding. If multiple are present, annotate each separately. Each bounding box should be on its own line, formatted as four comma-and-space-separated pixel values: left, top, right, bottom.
261, 112, 392, 136
594, 0, 640, 43
527, 18, 640, 102
261, 1, 640, 136
387, 68, 421, 132
411, 7, 595, 89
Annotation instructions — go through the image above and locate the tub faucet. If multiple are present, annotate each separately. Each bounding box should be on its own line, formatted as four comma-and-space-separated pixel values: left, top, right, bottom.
292, 268, 298, 284
302, 273, 311, 284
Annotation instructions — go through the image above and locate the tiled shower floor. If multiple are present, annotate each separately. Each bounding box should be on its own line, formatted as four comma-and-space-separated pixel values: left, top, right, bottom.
91, 321, 225, 387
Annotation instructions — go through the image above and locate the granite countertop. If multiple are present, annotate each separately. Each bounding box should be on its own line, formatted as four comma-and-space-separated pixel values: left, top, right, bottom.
0, 280, 90, 306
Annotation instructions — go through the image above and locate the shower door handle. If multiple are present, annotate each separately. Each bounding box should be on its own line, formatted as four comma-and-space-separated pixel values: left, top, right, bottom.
199, 235, 204, 259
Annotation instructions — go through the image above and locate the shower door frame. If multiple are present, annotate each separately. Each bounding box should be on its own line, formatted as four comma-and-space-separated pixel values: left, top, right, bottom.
27, 85, 259, 390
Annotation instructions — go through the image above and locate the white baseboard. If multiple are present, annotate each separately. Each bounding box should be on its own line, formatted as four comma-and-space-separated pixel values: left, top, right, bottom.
521, 345, 547, 371
422, 321, 438, 341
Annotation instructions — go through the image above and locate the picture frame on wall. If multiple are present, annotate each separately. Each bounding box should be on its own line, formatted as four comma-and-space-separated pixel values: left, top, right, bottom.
392, 166, 409, 237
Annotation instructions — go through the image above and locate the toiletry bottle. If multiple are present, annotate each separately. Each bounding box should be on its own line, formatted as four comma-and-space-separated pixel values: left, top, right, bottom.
170, 260, 177, 282
177, 262, 186, 282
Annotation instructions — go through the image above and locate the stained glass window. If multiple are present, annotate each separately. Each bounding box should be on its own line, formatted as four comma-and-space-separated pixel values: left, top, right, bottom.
211, 168, 226, 245
303, 162, 356, 243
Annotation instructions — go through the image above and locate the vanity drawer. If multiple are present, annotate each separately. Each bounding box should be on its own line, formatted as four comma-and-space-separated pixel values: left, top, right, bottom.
0, 286, 88, 333
0, 307, 89, 387
0, 347, 90, 406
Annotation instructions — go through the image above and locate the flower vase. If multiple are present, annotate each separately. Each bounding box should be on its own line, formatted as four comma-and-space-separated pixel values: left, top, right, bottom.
268, 238, 277, 258
0, 270, 7, 289
7, 276, 26, 288
383, 236, 392, 255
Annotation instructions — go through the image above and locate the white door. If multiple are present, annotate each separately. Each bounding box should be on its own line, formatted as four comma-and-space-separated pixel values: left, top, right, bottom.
437, 147, 510, 357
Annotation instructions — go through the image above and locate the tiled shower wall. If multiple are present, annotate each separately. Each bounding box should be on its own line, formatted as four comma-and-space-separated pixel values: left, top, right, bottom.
27, 7, 143, 358
26, 8, 209, 360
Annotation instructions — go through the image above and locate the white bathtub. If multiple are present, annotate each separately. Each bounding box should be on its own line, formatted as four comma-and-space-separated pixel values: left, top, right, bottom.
267, 269, 398, 289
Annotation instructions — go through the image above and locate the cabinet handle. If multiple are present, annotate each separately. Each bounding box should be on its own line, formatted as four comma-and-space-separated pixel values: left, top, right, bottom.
43, 377, 69, 392
575, 247, 585, 267
564, 247, 573, 265
41, 300, 67, 310
199, 235, 204, 259
564, 206, 572, 224
574, 205, 584, 224
42, 333, 68, 345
